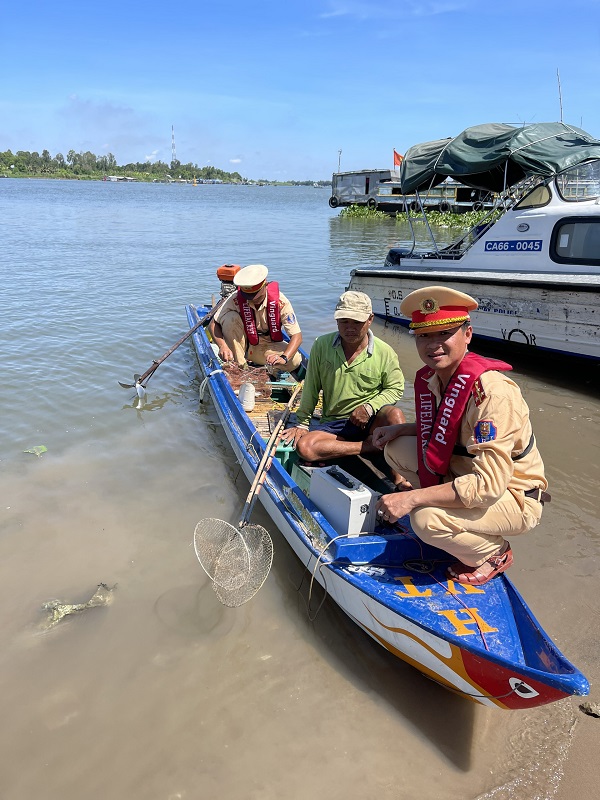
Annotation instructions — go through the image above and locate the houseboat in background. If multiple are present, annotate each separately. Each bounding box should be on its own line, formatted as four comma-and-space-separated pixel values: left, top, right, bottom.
329, 168, 493, 213
328, 169, 400, 208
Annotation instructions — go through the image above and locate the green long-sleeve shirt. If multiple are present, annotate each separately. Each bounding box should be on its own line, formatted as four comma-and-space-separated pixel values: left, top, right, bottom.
295, 330, 404, 427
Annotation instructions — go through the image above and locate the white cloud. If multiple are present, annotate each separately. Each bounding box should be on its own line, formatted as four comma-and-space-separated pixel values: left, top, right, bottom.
229, 158, 242, 164
319, 1, 466, 20
55, 95, 163, 162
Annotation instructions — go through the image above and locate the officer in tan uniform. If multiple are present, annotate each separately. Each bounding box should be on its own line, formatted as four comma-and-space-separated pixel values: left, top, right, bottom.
210, 264, 303, 373
373, 286, 549, 585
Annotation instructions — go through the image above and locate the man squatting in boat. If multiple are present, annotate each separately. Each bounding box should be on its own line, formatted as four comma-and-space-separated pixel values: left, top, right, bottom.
281, 291, 406, 469
209, 264, 303, 375
374, 286, 550, 586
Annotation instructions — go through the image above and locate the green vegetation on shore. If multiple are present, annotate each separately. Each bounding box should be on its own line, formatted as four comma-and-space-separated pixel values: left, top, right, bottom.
339, 204, 495, 228
0, 148, 332, 185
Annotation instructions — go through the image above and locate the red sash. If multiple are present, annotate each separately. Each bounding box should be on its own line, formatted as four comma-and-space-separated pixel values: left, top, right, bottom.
236, 282, 283, 345
414, 353, 512, 487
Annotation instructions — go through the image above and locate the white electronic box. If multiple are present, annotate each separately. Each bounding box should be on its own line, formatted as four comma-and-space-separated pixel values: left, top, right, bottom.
309, 465, 378, 537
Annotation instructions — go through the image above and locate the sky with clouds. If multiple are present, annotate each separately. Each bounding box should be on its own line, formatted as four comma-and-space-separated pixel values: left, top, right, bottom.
2, 0, 599, 180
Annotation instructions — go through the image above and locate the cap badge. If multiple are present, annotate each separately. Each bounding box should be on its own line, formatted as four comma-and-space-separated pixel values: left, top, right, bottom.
420, 297, 440, 315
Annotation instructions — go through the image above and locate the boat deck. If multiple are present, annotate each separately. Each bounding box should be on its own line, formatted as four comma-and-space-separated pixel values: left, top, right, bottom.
220, 362, 298, 437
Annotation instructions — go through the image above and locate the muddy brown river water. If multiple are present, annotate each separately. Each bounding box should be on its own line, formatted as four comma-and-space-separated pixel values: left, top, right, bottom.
1, 179, 598, 799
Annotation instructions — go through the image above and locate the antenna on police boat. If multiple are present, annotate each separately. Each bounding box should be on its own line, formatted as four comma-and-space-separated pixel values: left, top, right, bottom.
556, 69, 564, 123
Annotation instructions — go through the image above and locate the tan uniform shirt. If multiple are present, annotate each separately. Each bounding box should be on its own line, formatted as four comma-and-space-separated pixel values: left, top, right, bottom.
426, 370, 547, 509
213, 288, 301, 338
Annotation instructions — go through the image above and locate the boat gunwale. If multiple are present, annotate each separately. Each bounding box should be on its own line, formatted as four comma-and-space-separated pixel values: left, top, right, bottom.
351, 267, 600, 292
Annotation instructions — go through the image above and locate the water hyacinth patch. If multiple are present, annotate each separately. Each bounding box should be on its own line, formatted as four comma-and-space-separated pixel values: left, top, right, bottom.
338, 204, 388, 219
23, 445, 47, 457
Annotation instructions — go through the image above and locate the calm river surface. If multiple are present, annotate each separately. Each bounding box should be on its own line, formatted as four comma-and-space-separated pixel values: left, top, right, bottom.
1, 179, 598, 800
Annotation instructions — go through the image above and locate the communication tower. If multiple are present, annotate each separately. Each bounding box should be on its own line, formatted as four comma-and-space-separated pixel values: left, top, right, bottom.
171, 125, 177, 165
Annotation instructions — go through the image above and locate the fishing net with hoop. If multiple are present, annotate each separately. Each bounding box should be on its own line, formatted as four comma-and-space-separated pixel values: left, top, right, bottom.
194, 518, 274, 607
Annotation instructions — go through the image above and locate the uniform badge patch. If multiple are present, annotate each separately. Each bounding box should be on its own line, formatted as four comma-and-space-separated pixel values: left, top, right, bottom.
286, 314, 296, 325
420, 297, 440, 314
472, 377, 486, 406
475, 420, 497, 443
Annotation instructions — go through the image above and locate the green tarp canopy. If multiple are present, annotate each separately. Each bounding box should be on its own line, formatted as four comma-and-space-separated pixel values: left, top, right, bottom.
399, 122, 600, 194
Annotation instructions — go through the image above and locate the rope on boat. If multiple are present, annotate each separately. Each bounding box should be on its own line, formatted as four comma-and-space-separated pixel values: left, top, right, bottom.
392, 529, 493, 651
245, 429, 261, 456
293, 514, 493, 650
305, 535, 347, 621
338, 525, 495, 651
231, 429, 261, 485
300, 539, 532, 703
199, 368, 224, 403
270, 473, 495, 649
290, 523, 532, 703
271, 482, 495, 657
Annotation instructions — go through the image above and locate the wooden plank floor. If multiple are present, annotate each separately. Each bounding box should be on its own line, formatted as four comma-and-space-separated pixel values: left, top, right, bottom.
223, 368, 394, 494
247, 400, 287, 437
219, 363, 322, 439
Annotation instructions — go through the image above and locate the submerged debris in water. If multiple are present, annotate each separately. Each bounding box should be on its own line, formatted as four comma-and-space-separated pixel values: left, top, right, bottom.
23, 445, 47, 457
41, 583, 116, 629
579, 701, 600, 718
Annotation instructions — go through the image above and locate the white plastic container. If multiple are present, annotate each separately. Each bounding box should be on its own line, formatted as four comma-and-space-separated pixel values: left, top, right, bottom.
238, 382, 256, 412
309, 465, 378, 536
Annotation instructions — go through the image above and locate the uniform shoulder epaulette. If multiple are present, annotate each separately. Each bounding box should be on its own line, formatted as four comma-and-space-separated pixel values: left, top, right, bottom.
472, 377, 487, 406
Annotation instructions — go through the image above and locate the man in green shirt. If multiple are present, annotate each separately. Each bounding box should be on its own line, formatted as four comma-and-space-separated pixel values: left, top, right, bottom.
281, 291, 406, 468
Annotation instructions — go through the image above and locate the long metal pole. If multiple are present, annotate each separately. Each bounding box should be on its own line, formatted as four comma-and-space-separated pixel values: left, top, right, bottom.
557, 69, 563, 123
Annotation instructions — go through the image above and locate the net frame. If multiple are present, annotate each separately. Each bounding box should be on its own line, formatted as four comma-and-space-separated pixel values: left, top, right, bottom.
213, 523, 273, 607
194, 519, 274, 605
193, 380, 302, 606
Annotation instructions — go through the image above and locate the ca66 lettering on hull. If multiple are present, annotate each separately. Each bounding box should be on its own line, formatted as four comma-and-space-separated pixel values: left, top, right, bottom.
484, 240, 542, 252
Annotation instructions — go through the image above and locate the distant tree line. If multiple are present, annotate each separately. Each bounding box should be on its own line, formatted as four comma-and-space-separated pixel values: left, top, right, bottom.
0, 149, 245, 183
0, 149, 332, 185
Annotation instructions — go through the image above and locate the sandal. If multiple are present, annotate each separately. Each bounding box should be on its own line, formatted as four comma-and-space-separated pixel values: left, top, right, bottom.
447, 545, 513, 586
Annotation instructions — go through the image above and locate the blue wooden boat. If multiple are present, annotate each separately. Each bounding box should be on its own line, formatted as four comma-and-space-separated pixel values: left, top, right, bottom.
186, 301, 589, 710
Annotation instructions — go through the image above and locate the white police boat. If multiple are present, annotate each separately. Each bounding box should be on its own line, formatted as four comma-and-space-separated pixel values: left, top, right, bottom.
349, 122, 600, 362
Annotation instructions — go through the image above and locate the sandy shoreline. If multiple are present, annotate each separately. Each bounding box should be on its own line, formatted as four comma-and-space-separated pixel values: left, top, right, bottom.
556, 712, 600, 799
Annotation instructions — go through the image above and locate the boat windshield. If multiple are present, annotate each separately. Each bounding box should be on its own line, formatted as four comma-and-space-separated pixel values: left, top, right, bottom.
556, 160, 600, 201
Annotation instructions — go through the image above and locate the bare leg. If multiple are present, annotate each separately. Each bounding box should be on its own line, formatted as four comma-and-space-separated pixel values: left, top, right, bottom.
295, 430, 367, 461
296, 405, 406, 465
